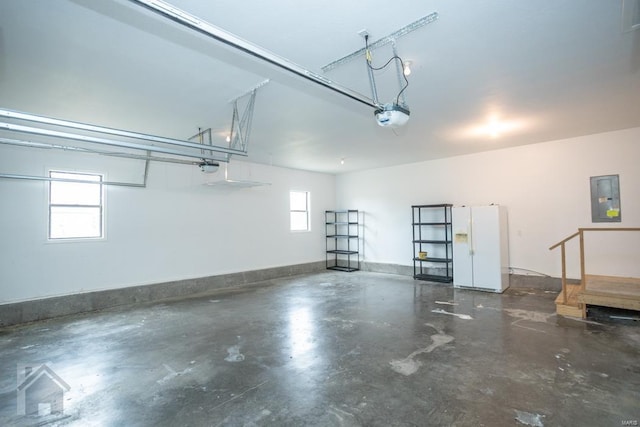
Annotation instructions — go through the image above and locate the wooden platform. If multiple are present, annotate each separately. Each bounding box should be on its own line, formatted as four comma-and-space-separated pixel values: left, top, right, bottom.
556, 275, 640, 318
579, 274, 640, 311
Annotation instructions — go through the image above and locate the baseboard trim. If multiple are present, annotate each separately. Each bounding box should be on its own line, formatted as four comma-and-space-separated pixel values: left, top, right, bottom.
0, 261, 325, 327
361, 262, 564, 291
1, 262, 565, 327
508, 274, 564, 291
360, 262, 414, 276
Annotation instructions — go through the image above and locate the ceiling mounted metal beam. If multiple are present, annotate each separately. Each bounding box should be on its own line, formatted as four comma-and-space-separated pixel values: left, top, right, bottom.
0, 137, 195, 165
0, 108, 244, 164
0, 121, 228, 162
128, 0, 378, 109
0, 109, 245, 157
321, 12, 439, 73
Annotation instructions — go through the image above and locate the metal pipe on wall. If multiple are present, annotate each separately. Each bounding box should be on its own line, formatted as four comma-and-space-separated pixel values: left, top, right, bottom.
0, 173, 146, 188
0, 153, 151, 188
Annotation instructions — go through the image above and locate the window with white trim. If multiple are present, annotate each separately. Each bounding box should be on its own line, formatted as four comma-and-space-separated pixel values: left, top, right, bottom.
290, 191, 310, 231
49, 171, 103, 239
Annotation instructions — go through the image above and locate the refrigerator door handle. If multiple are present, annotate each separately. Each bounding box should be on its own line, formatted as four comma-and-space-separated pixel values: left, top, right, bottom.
468, 219, 474, 255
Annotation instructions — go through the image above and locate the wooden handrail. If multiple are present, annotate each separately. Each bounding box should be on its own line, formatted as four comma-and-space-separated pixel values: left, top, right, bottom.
549, 227, 640, 309
549, 231, 580, 250
578, 227, 640, 232
550, 228, 640, 250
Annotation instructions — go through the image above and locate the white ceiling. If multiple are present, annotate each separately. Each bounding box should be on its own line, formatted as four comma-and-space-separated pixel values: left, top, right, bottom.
1, 0, 639, 174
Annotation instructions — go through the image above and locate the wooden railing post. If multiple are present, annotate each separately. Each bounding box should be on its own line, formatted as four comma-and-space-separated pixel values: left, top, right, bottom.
579, 229, 585, 288
561, 243, 567, 304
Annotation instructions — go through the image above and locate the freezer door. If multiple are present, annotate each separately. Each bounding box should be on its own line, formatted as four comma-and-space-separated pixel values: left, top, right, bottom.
452, 207, 473, 288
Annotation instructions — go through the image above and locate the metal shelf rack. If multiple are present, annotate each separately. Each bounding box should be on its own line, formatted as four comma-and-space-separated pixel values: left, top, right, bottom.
325, 210, 360, 272
412, 204, 453, 283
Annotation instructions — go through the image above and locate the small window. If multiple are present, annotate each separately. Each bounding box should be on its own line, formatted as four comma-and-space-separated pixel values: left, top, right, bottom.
49, 171, 103, 239
290, 191, 310, 231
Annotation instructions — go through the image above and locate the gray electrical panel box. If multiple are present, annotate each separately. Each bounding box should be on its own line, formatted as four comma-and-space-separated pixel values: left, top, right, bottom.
590, 175, 621, 223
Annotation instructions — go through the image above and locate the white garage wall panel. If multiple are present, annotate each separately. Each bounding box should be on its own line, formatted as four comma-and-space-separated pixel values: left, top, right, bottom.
336, 127, 640, 280
0, 146, 335, 304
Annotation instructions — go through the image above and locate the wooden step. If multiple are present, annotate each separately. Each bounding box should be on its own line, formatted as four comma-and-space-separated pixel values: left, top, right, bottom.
579, 275, 640, 311
555, 282, 586, 318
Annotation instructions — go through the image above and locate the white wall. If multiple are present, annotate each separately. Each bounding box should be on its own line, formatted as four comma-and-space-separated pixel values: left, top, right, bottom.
336, 127, 640, 279
3, 127, 638, 304
0, 146, 335, 303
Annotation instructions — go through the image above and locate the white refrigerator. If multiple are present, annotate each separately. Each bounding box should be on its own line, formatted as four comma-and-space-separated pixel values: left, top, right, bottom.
452, 205, 509, 293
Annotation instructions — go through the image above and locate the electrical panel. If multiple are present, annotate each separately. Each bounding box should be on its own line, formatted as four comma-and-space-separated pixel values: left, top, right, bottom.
590, 175, 621, 223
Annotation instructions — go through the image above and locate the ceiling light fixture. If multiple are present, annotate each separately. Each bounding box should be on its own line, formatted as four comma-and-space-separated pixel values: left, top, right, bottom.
452, 111, 532, 141
403, 61, 412, 76
463, 115, 528, 139
483, 114, 523, 138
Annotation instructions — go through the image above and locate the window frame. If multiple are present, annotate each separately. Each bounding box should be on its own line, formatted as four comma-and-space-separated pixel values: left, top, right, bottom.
289, 190, 310, 232
48, 170, 105, 241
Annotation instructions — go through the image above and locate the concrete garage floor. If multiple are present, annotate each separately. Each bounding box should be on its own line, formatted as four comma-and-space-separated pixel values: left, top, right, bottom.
0, 271, 639, 426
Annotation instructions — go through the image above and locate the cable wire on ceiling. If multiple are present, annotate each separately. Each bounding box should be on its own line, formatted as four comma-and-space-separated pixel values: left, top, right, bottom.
365, 35, 409, 106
